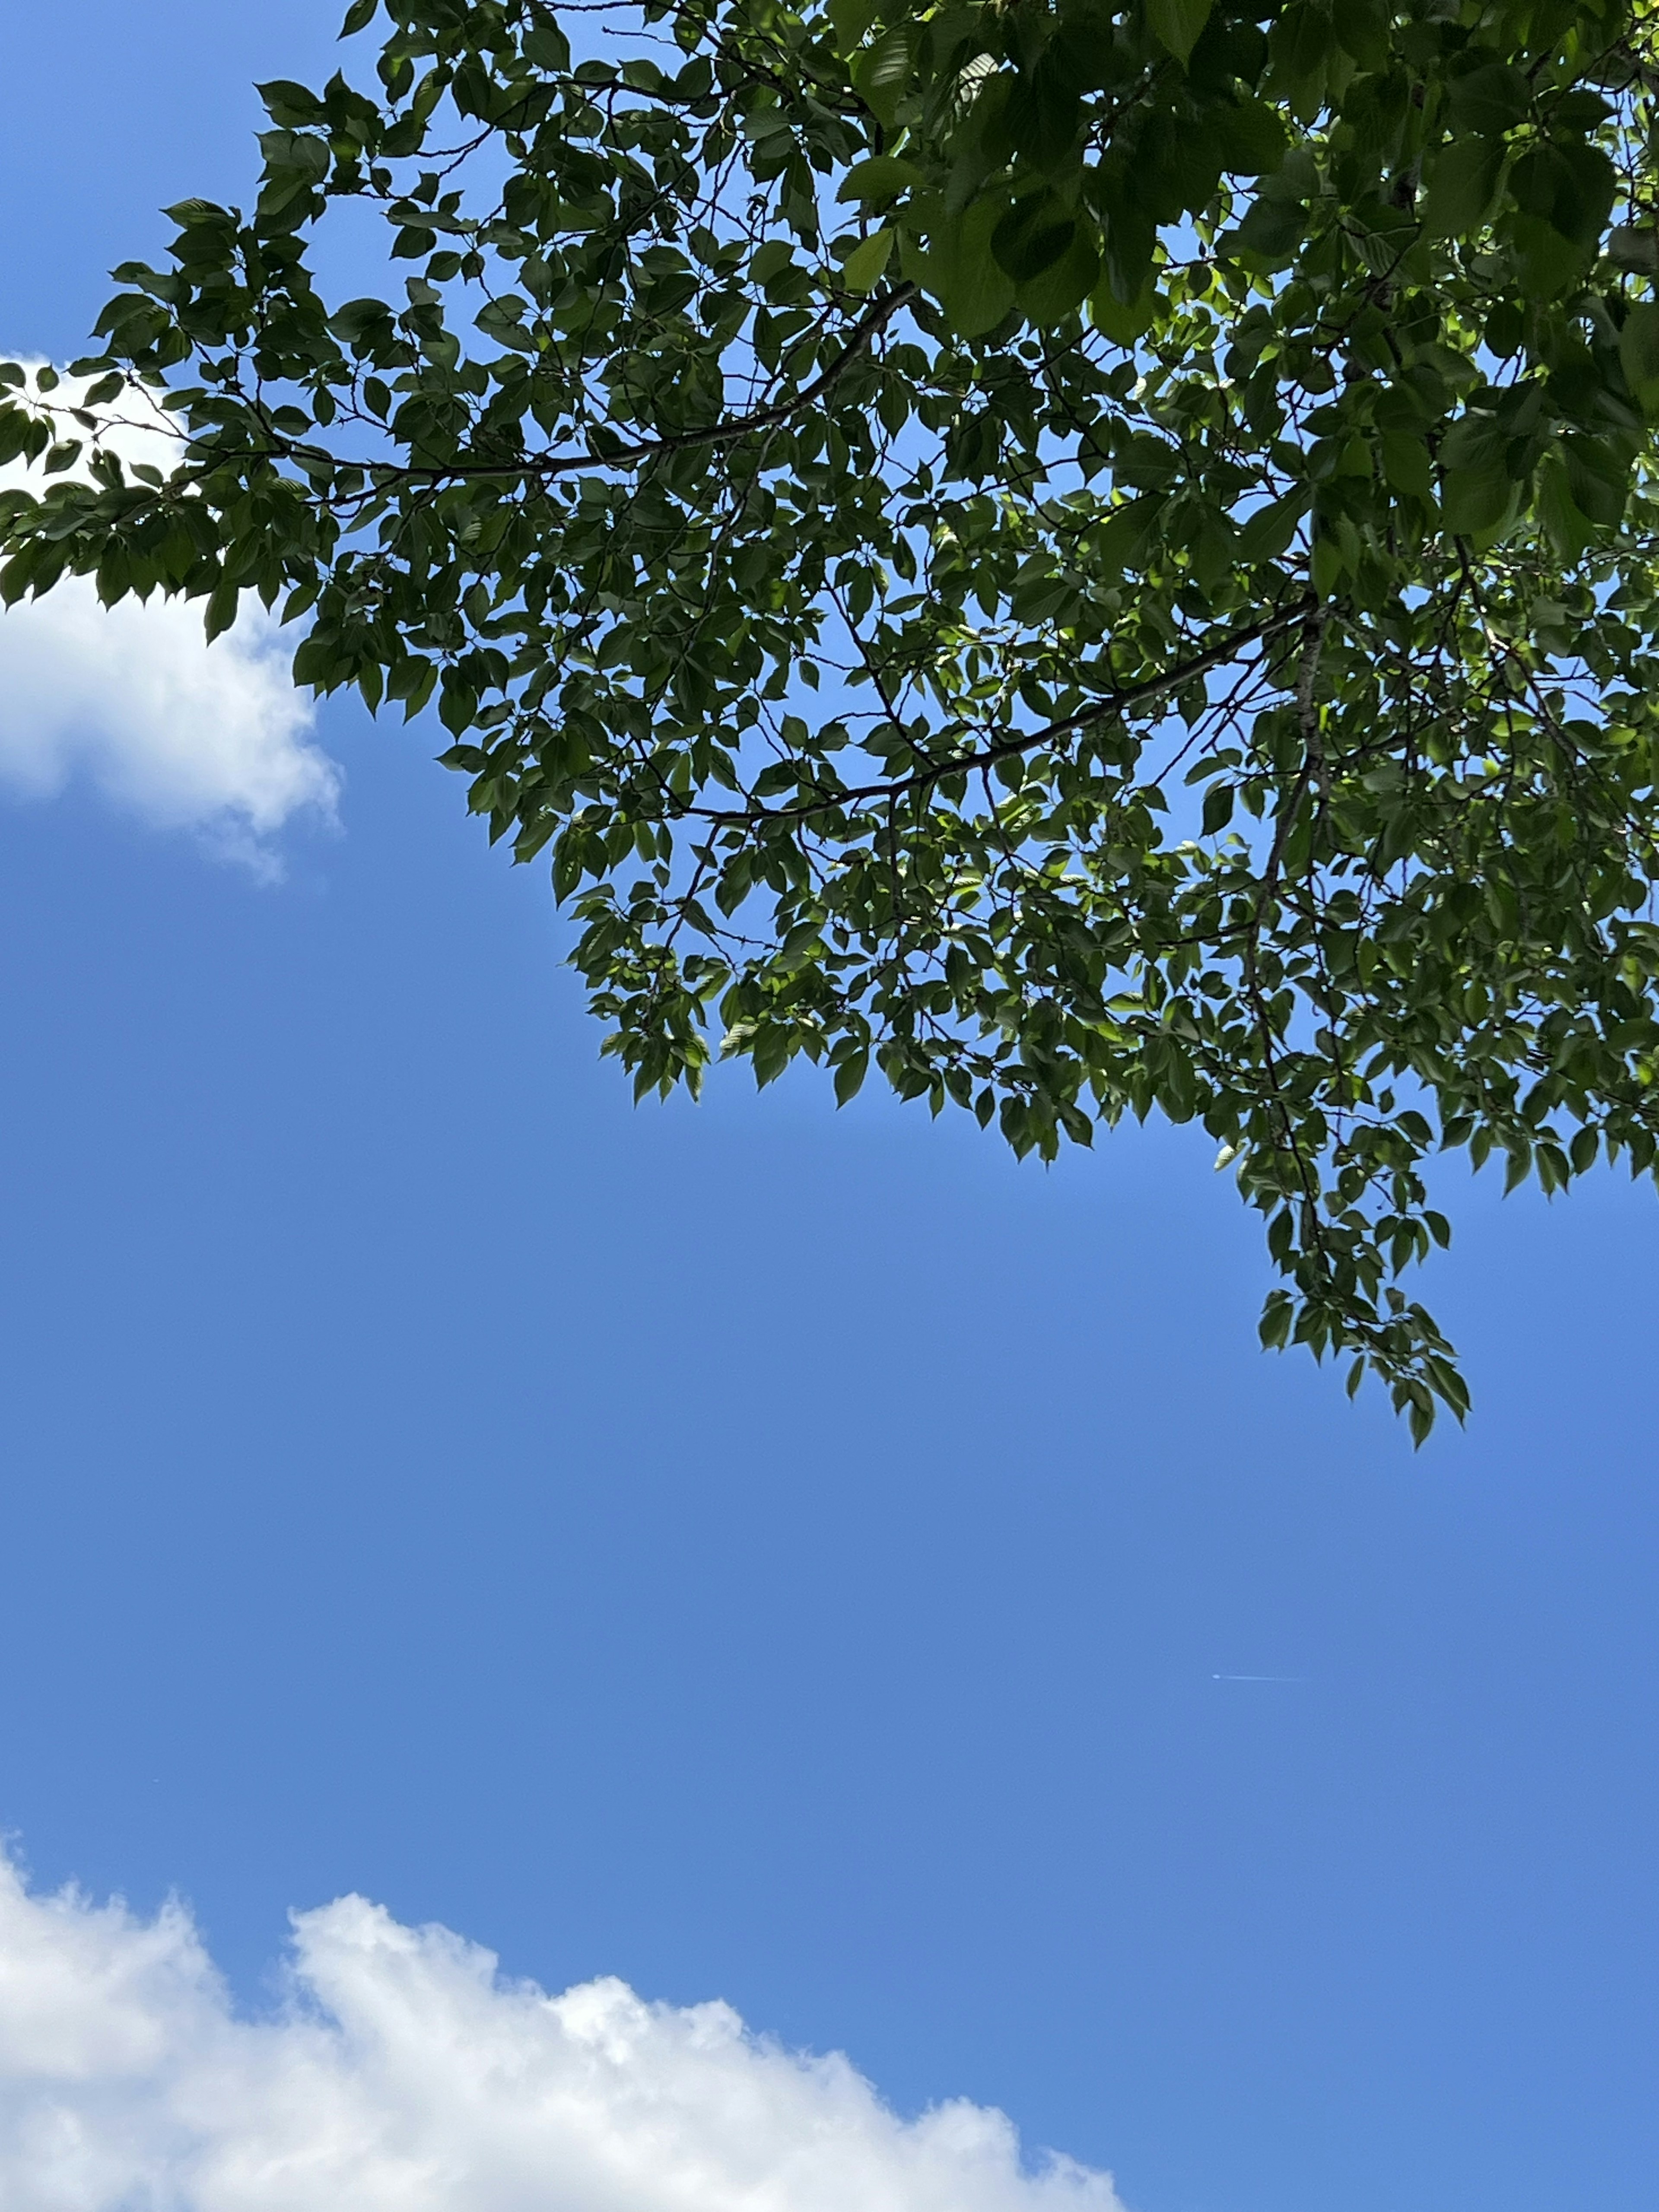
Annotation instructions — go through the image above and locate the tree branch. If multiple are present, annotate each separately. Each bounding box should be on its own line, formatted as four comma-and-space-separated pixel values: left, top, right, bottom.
692, 594, 1319, 830
337, 284, 918, 490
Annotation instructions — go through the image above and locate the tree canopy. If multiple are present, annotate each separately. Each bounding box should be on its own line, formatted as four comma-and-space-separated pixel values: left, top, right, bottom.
6, 0, 1659, 1435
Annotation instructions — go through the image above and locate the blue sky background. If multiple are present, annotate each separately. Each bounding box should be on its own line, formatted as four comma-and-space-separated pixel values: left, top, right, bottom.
1, 8, 1656, 2210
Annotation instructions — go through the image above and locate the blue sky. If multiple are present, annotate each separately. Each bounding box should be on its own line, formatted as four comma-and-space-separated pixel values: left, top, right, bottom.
0, 7, 1655, 2210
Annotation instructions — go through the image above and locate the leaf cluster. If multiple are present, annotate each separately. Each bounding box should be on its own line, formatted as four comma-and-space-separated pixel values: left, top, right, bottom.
8, 0, 1659, 1436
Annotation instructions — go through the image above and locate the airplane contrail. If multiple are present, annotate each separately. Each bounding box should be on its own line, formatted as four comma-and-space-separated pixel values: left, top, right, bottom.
1212, 1673, 1306, 1682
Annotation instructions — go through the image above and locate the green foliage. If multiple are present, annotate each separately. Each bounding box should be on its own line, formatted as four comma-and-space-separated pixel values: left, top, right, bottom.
7, 0, 1659, 1438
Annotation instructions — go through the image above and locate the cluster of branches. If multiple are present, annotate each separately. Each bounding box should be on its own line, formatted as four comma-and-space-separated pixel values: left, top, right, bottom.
6, 0, 1659, 1437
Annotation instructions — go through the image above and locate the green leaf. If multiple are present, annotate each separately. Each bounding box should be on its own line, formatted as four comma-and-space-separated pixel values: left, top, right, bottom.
1230, 193, 1306, 264
828, 0, 882, 57
852, 27, 913, 128
992, 193, 1076, 283
934, 198, 1018, 334
842, 228, 896, 291
1564, 436, 1627, 527
1097, 179, 1154, 302
340, 0, 378, 32
1620, 301, 1659, 412
1421, 137, 1504, 235
1017, 227, 1099, 325
525, 21, 571, 69
1379, 430, 1432, 501
259, 79, 325, 127
1608, 225, 1659, 273
1309, 531, 1345, 596
1441, 465, 1511, 537
1484, 299, 1525, 357
1448, 64, 1531, 137
1506, 212, 1586, 299
1004, 54, 1083, 170
1259, 1294, 1294, 1351
1238, 489, 1309, 561
750, 240, 795, 283
1333, 0, 1388, 69
1536, 452, 1595, 557
1146, 0, 1213, 67
203, 583, 239, 643
836, 157, 925, 204
1268, 0, 1335, 89
833, 1050, 869, 1104
1212, 99, 1289, 178
1529, 140, 1615, 249
1088, 273, 1157, 345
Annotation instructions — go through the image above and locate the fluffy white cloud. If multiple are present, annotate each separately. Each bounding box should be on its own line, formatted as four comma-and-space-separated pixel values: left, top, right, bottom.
0, 1850, 1125, 2212
0, 362, 339, 870
0, 586, 339, 869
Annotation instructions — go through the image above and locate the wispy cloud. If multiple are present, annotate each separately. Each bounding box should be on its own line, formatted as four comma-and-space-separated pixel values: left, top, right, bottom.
0, 361, 339, 874
0, 1847, 1124, 2212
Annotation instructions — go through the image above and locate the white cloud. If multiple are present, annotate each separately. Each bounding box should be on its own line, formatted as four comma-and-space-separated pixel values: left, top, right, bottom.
0, 1848, 1125, 2212
0, 361, 340, 872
